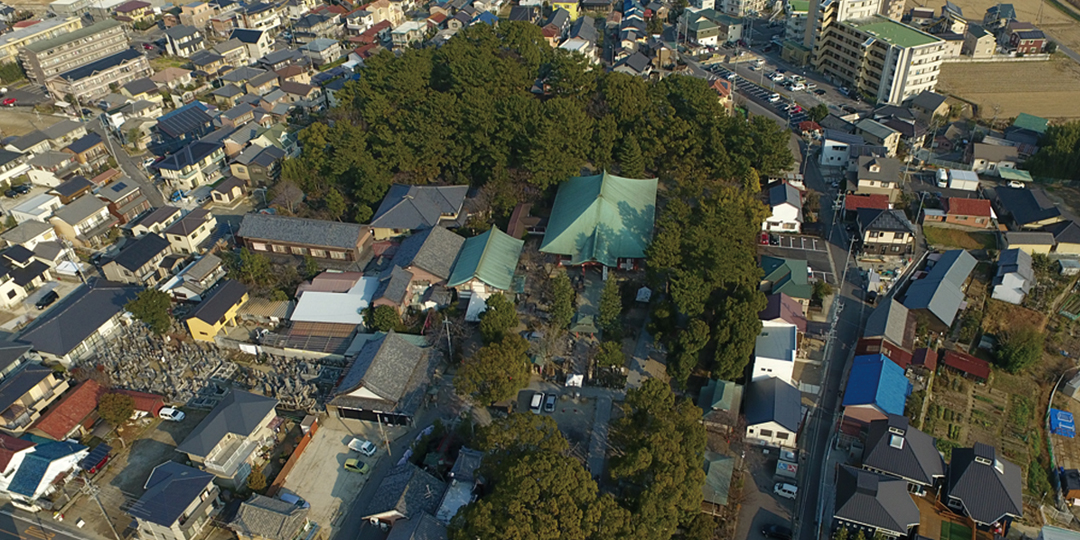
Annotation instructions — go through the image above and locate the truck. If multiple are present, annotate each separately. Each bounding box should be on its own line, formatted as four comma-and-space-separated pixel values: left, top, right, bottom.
948, 169, 980, 191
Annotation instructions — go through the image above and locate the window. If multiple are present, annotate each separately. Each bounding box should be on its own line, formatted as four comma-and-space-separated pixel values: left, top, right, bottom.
6, 290, 15, 299
776, 432, 789, 440
272, 244, 286, 253
760, 429, 773, 437
251, 242, 267, 251
290, 246, 306, 255
330, 251, 346, 260
894, 233, 905, 240
869, 231, 879, 238
310, 249, 326, 258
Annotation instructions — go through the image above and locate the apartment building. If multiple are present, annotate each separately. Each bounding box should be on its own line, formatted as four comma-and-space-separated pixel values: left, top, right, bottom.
0, 17, 83, 64
238, 2, 281, 31
45, 49, 152, 102
19, 20, 128, 84
812, 14, 945, 104
180, 1, 214, 28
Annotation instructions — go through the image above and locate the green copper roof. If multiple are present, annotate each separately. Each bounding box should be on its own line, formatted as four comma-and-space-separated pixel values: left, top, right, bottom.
998, 168, 1032, 182
848, 16, 940, 48
540, 171, 658, 266
1012, 113, 1048, 135
788, 0, 809, 13
448, 227, 525, 291
761, 256, 812, 299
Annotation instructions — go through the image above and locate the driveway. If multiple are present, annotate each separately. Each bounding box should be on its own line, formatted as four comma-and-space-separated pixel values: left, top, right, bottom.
734, 447, 796, 540
758, 235, 837, 285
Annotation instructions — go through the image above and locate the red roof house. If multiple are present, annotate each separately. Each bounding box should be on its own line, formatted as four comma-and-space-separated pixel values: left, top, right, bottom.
0, 433, 35, 473
844, 194, 890, 212
13, 20, 40, 28
912, 347, 938, 370
31, 380, 106, 441
113, 389, 165, 418
934, 198, 994, 229
941, 350, 991, 381
855, 337, 913, 368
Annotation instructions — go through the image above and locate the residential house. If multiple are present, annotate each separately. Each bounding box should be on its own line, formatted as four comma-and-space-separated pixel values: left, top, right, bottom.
991, 248, 1033, 305
759, 256, 812, 312
278, 81, 322, 107
752, 321, 797, 384
0, 247, 53, 309
613, 52, 651, 77
158, 141, 226, 192
759, 293, 808, 333
0, 151, 28, 188
211, 177, 245, 206
855, 119, 901, 157
943, 443, 1023, 528
239, 3, 281, 31
327, 331, 436, 426
508, 5, 538, 23
540, 171, 657, 268
763, 182, 802, 233
229, 145, 284, 184
375, 227, 465, 311
10, 194, 62, 225
861, 414, 945, 493
833, 465, 921, 537
941, 349, 991, 382
18, 20, 129, 85
903, 249, 977, 331
17, 280, 140, 365
28, 379, 111, 441
61, 133, 109, 170
995, 187, 1065, 229
841, 354, 911, 432
228, 495, 311, 540
245, 70, 279, 95
858, 208, 916, 257
843, 194, 890, 221
681, 8, 743, 47
390, 21, 426, 48
231, 28, 274, 60
446, 227, 523, 298
120, 78, 162, 106
857, 299, 914, 368
743, 376, 801, 448
214, 37, 250, 67
0, 440, 87, 507
299, 38, 343, 66
963, 23, 996, 57
165, 25, 205, 56
1045, 220, 1080, 256
0, 356, 70, 435
852, 156, 903, 202
164, 208, 217, 254
1010, 28, 1046, 54
114, 0, 153, 22
25, 151, 77, 187
50, 176, 94, 205
236, 213, 370, 261
49, 195, 118, 247
363, 0, 405, 27
175, 389, 276, 487
97, 178, 150, 225
179, 1, 214, 27
560, 17, 599, 62
972, 143, 1019, 175
0, 431, 36, 489
0, 220, 58, 251
363, 463, 445, 524
552, 0, 579, 18
220, 104, 257, 128
128, 462, 221, 540
151, 67, 194, 91
185, 279, 248, 341
925, 198, 994, 229
131, 206, 183, 237
6, 131, 51, 155
702, 452, 735, 515
158, 254, 226, 302
1002, 231, 1055, 255
154, 102, 216, 154
698, 378, 743, 434
293, 12, 342, 43
820, 131, 867, 169
369, 184, 468, 240
983, 3, 1016, 30
101, 233, 176, 285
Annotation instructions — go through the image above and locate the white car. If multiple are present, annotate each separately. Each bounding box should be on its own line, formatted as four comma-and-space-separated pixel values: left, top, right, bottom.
790, 83, 806, 91
1007, 180, 1025, 188
726, 72, 738, 80
774, 483, 797, 500
142, 157, 157, 168
159, 407, 185, 422
348, 438, 378, 457
768, 93, 781, 103
770, 73, 785, 82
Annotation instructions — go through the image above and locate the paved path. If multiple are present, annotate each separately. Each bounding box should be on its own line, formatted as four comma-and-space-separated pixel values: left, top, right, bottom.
0, 505, 97, 540
625, 316, 654, 389
587, 396, 612, 476
87, 123, 165, 207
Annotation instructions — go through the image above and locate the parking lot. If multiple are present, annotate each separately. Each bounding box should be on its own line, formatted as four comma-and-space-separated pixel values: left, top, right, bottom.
515, 385, 599, 461
760, 234, 837, 285
281, 418, 380, 531
706, 64, 810, 126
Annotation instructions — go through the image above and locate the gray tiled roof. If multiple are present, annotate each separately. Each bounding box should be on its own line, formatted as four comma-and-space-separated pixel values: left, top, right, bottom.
857, 156, 901, 183
392, 227, 464, 281
229, 495, 308, 540
237, 213, 366, 250
370, 185, 468, 231
993, 248, 1033, 292
127, 462, 214, 526
769, 183, 800, 209
835, 465, 920, 534
18, 280, 140, 357
946, 443, 1022, 525
743, 377, 801, 432
0, 220, 53, 245
862, 414, 944, 486
903, 250, 977, 327
375, 266, 413, 305
364, 464, 445, 521
862, 299, 911, 348
385, 512, 447, 540
188, 280, 247, 325
110, 233, 170, 272
52, 195, 107, 226
996, 186, 1062, 226
176, 389, 277, 458
336, 331, 426, 403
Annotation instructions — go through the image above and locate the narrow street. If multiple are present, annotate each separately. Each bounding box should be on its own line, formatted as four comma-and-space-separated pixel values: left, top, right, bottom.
87, 122, 165, 207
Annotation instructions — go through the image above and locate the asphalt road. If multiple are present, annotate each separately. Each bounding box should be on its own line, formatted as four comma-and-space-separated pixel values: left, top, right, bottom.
87, 122, 165, 207
0, 505, 91, 540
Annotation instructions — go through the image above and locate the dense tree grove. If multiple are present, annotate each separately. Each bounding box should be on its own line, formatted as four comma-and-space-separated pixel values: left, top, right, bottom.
282, 22, 791, 220
1027, 121, 1080, 180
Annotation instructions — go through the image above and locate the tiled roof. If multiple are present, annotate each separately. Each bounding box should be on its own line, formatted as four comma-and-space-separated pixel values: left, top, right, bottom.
364, 463, 445, 520
946, 443, 1022, 525
176, 389, 277, 458
128, 462, 214, 526
944, 198, 992, 217
188, 280, 247, 325
237, 213, 366, 250
392, 227, 464, 281
18, 280, 140, 357
862, 414, 944, 486
32, 379, 106, 440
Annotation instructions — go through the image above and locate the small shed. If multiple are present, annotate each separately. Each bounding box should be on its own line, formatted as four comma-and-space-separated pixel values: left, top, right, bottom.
1060, 259, 1080, 276
940, 350, 991, 382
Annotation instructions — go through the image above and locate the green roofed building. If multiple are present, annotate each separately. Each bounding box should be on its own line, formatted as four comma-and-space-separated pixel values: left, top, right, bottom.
998, 168, 1032, 183
448, 227, 525, 293
540, 171, 658, 267
703, 452, 735, 510
761, 256, 812, 305
1012, 113, 1048, 135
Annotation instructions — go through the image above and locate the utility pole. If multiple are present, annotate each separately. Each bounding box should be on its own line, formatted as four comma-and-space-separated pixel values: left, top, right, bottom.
83, 475, 122, 540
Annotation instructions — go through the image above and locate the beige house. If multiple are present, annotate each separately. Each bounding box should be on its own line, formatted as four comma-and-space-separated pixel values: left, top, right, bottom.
852, 156, 903, 202
0, 247, 54, 308
0, 347, 70, 435
963, 24, 996, 58
228, 495, 311, 540
855, 119, 901, 158
164, 208, 217, 254
1002, 231, 1054, 255
101, 233, 177, 286
175, 390, 278, 488
128, 462, 221, 540
49, 195, 118, 247
131, 206, 183, 237
180, 1, 215, 28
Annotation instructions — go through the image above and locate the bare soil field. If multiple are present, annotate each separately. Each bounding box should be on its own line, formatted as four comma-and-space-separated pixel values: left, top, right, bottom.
906, 0, 1080, 51
937, 57, 1080, 119
0, 109, 60, 138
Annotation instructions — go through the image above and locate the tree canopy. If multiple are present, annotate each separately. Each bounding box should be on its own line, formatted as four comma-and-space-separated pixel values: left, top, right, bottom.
125, 289, 172, 335
550, 270, 575, 331
454, 334, 530, 405
1027, 121, 1080, 180
97, 392, 135, 426
996, 325, 1045, 373
479, 292, 520, 343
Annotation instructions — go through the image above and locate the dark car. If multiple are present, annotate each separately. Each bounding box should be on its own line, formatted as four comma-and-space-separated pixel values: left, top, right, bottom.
761, 525, 793, 540
866, 290, 878, 306
35, 290, 59, 310
13, 183, 31, 194
769, 234, 780, 246
814, 88, 827, 95
4, 189, 17, 198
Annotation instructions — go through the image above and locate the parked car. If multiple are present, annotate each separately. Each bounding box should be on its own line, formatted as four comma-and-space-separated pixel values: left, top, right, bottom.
1007, 180, 1025, 188
761, 524, 793, 540
805, 83, 817, 90
773, 482, 797, 499
813, 89, 826, 96
866, 289, 878, 306
278, 493, 310, 508
142, 43, 154, 50
726, 72, 737, 80
770, 73, 784, 82
543, 393, 557, 412
768, 93, 781, 103
768, 234, 779, 246
530, 392, 544, 414
170, 190, 187, 202
759, 232, 769, 245
143, 157, 157, 168
4, 189, 17, 198
2, 98, 15, 107
13, 183, 30, 195
343, 458, 370, 474
35, 290, 59, 310
159, 407, 186, 422
348, 438, 378, 457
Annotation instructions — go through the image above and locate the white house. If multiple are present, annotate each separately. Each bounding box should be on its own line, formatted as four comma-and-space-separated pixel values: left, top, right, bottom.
10, 194, 62, 224
763, 183, 802, 233
991, 248, 1033, 305
0, 440, 87, 508
948, 169, 980, 191
752, 320, 797, 384
744, 376, 801, 448
820, 130, 865, 168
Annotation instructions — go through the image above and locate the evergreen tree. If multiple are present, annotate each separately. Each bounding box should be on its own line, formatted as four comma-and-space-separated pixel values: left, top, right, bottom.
598, 277, 622, 335
619, 136, 645, 178
479, 293, 519, 343
550, 271, 575, 330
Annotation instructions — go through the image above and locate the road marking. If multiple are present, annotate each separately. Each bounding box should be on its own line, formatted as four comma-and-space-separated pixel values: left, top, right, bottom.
23, 527, 53, 540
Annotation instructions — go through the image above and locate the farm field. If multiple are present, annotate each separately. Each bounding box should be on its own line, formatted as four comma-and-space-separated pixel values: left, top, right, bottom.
906, 0, 1080, 56
938, 58, 1080, 120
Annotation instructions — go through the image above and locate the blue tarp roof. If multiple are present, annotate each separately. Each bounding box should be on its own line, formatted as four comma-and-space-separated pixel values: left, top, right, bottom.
1051, 408, 1075, 438
842, 354, 911, 415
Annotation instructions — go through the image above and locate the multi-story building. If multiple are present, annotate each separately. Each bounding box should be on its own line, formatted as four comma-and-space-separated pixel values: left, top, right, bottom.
180, 1, 214, 28
45, 49, 152, 102
0, 17, 82, 65
718, 0, 765, 17
390, 21, 426, 49
238, 2, 281, 31
164, 25, 205, 56
681, 8, 743, 46
128, 463, 221, 540
19, 20, 128, 84
158, 141, 226, 192
812, 14, 945, 104
785, 0, 808, 42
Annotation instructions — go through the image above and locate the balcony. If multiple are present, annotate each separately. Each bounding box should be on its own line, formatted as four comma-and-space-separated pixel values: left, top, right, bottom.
204, 438, 257, 478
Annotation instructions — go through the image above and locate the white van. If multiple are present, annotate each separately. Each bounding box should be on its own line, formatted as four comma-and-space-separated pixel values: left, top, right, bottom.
774, 483, 797, 499
936, 169, 949, 188
530, 392, 544, 414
